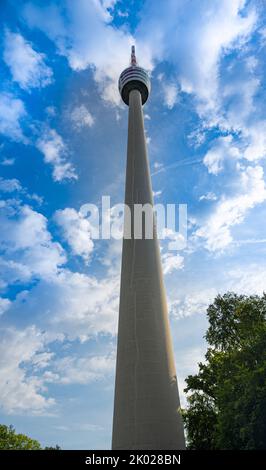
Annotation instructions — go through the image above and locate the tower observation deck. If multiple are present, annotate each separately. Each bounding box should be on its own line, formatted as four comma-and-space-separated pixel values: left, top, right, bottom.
112, 46, 185, 450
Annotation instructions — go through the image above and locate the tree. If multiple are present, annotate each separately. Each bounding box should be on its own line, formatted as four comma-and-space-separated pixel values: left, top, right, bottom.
0, 424, 61, 450
182, 292, 266, 449
44, 445, 61, 450
0, 424, 41, 450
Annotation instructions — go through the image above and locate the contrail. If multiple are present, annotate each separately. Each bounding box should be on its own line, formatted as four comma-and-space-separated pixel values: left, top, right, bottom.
151, 157, 202, 176
233, 238, 266, 246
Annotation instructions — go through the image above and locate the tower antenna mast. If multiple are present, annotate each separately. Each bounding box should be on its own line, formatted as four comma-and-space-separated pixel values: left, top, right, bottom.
131, 45, 137, 66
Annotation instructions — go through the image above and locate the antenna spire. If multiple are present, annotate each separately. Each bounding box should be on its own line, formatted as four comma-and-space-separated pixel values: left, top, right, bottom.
131, 45, 137, 66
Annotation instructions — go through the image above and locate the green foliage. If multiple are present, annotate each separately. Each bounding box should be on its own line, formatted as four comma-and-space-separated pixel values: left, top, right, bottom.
44, 445, 61, 450
0, 424, 41, 450
0, 424, 61, 450
182, 292, 266, 449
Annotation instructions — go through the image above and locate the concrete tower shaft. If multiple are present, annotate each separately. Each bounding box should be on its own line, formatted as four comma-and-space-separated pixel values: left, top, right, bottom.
112, 48, 185, 450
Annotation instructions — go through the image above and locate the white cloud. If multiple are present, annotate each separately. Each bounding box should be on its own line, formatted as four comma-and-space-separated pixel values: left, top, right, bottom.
0, 326, 55, 414
0, 259, 32, 289
195, 165, 266, 251
228, 264, 266, 295
99, 238, 122, 276
101, 0, 118, 9
0, 178, 43, 211
209, 76, 266, 166
0, 197, 119, 408
0, 157, 15, 166
46, 352, 115, 385
160, 227, 187, 251
162, 82, 178, 109
11, 269, 119, 341
4, 30, 53, 90
0, 177, 43, 205
203, 135, 240, 175
23, 1, 145, 105
0, 297, 11, 316
139, 4, 264, 231
0, 177, 22, 193
243, 121, 266, 162
187, 127, 206, 148
153, 189, 162, 198
45, 105, 57, 117
169, 288, 217, 319
0, 92, 27, 142
2, 204, 54, 251
153, 161, 163, 170
162, 253, 184, 275
68, 105, 94, 130
221, 77, 260, 131
54, 207, 94, 262
145, 135, 151, 145
138, 0, 256, 110
23, 0, 255, 111
36, 129, 77, 182
0, 200, 66, 284
45, 270, 119, 340
0, 198, 119, 341
199, 192, 217, 202
204, 149, 224, 175
200, 49, 265, 170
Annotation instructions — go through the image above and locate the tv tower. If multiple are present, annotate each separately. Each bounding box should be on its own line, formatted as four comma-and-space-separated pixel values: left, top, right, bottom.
112, 46, 185, 450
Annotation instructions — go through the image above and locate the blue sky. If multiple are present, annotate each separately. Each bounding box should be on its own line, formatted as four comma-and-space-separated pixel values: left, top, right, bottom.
0, 0, 266, 449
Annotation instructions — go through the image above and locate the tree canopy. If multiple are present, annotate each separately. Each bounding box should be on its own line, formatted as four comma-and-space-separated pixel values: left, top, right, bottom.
0, 424, 60, 450
0, 424, 41, 450
182, 292, 266, 449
